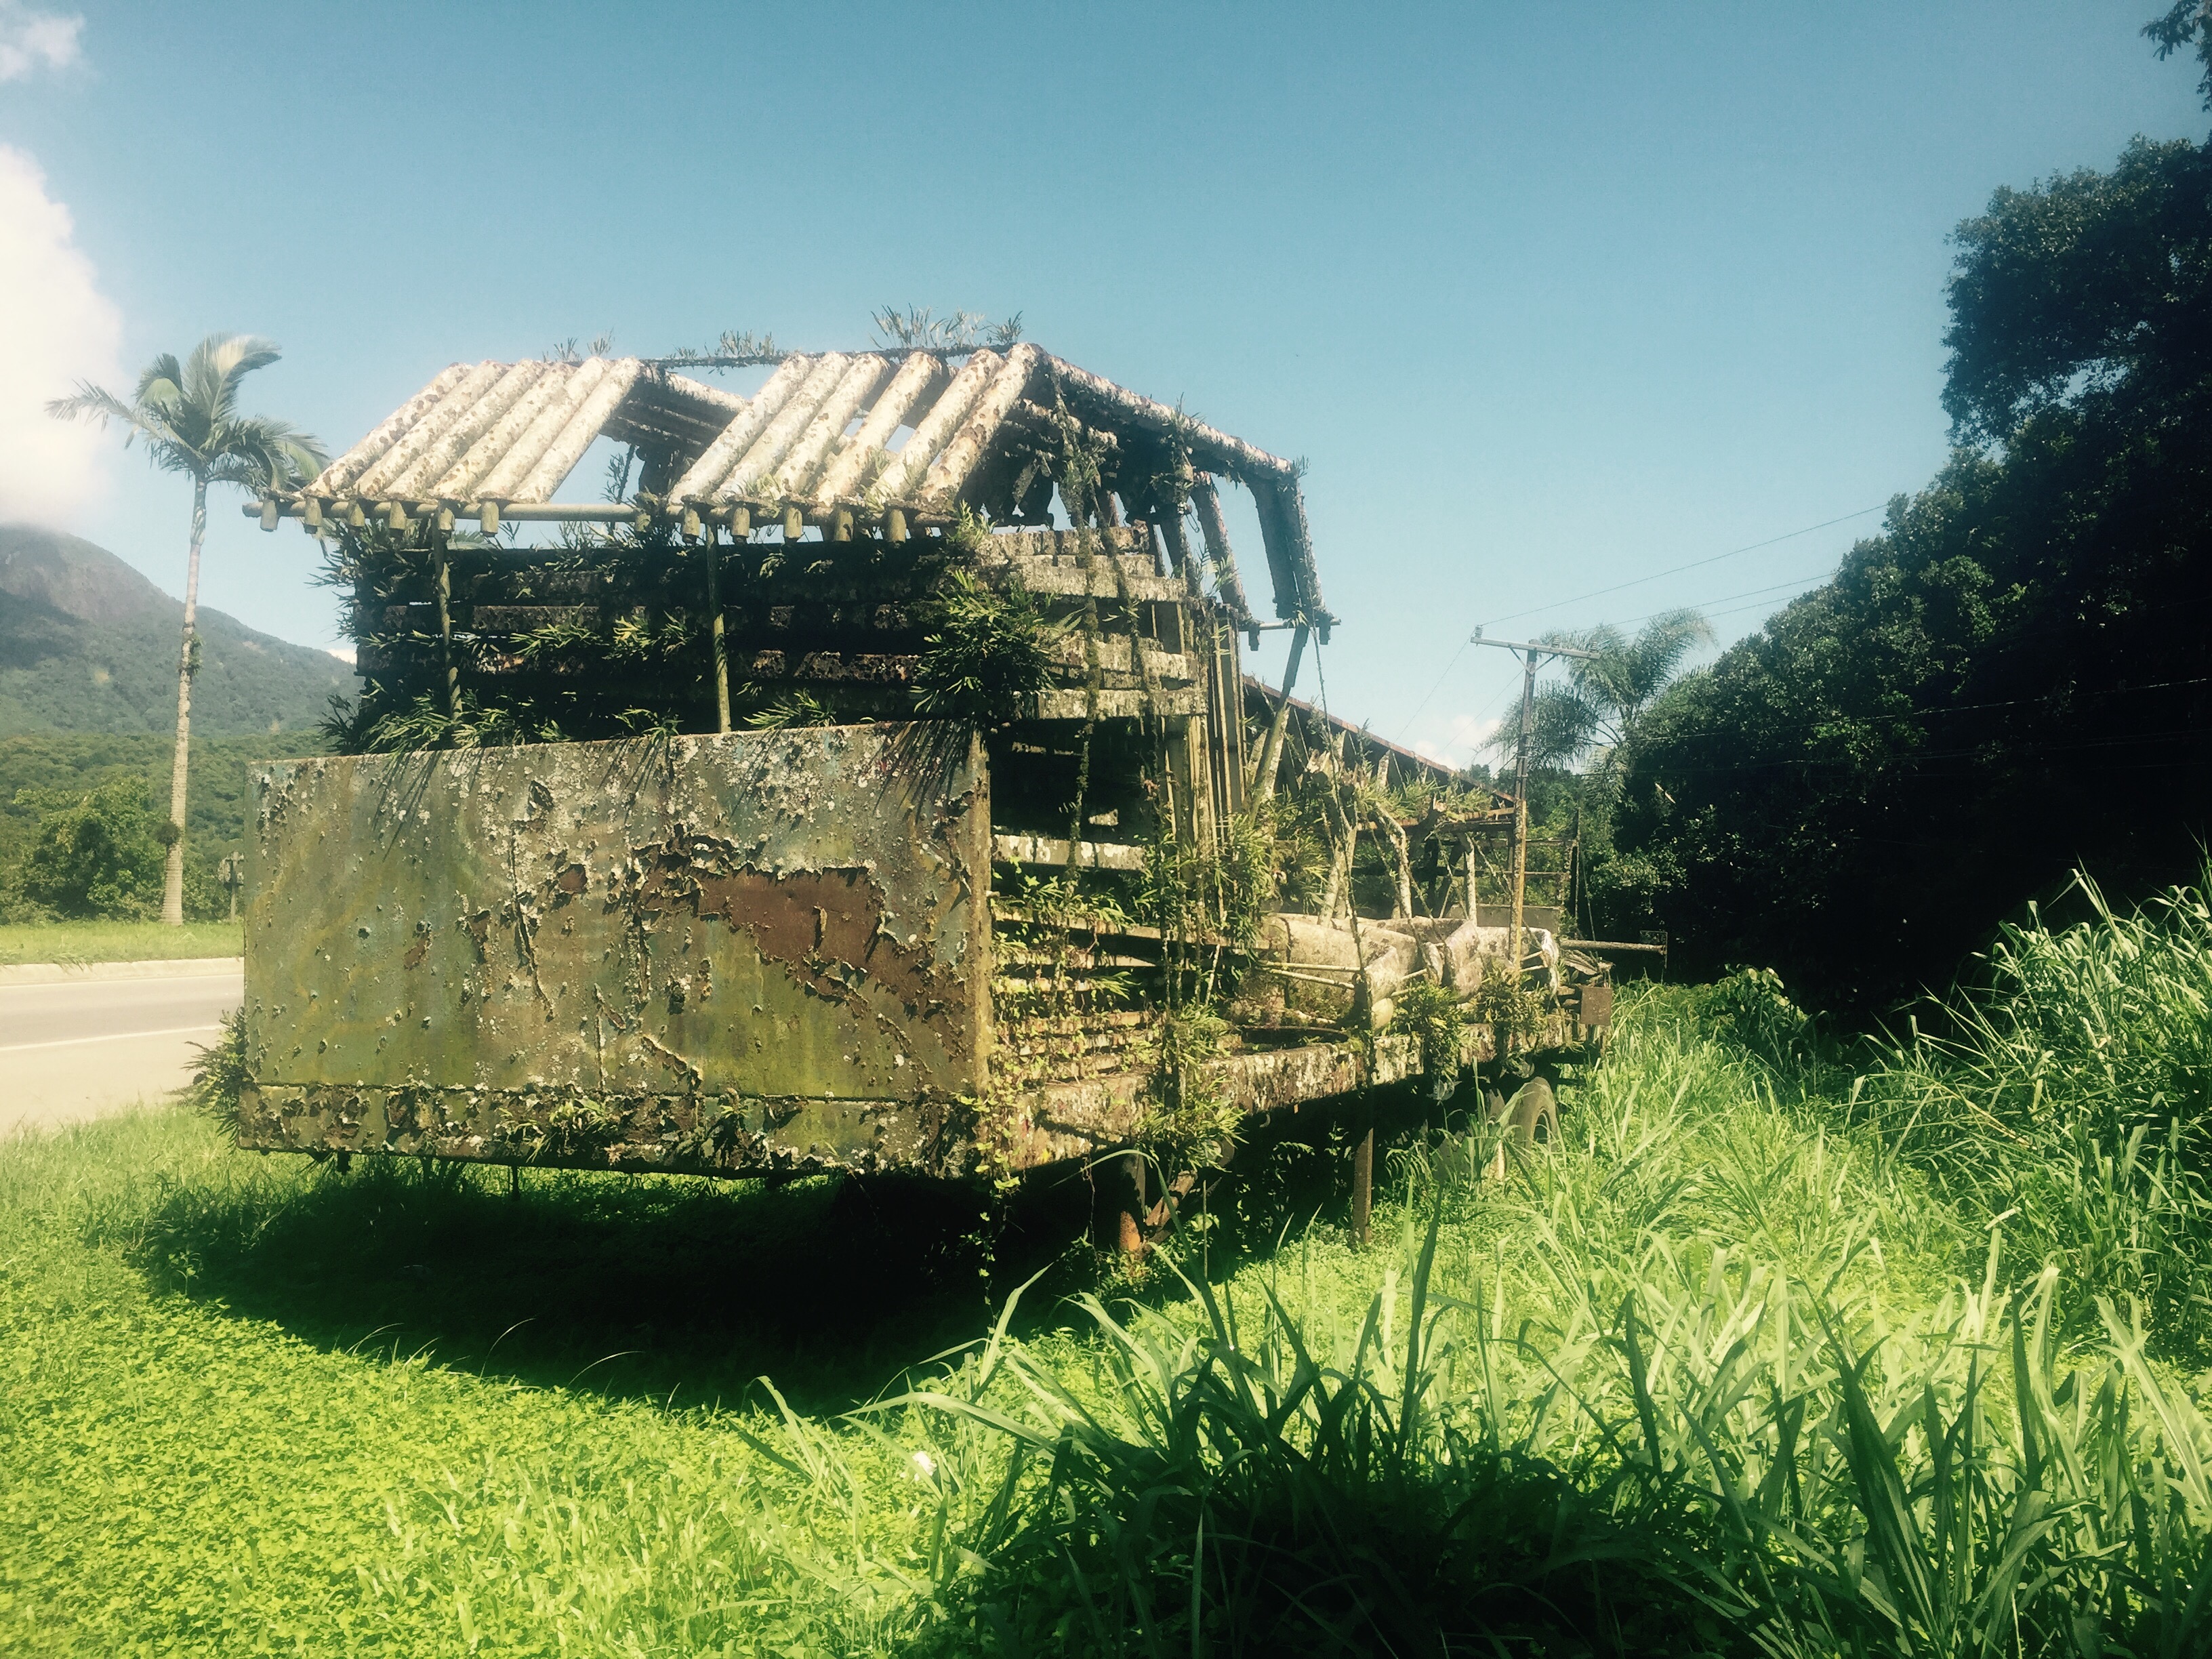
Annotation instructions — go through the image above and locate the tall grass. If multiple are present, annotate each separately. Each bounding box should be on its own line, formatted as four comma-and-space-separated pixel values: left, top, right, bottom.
6, 868, 2211, 1654
1852, 867, 2212, 1349
866, 873, 2212, 1652
874, 1241, 2212, 1656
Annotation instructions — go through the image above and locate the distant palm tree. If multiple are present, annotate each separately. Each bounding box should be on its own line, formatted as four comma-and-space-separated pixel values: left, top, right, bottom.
49, 336, 327, 925
1490, 609, 1715, 781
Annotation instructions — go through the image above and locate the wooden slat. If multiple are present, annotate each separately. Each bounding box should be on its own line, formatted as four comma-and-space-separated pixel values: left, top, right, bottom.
992, 833, 1146, 871
1030, 689, 1204, 720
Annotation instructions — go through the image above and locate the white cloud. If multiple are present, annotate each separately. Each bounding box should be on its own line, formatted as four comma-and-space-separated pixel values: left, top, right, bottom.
1410, 712, 1504, 771
0, 1, 82, 81
0, 144, 122, 528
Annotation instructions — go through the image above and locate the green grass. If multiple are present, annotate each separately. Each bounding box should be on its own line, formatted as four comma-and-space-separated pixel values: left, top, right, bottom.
6, 872, 2211, 1654
0, 1109, 981, 1655
0, 920, 242, 965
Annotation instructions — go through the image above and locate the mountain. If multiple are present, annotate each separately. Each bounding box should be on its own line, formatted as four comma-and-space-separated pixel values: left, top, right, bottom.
0, 524, 350, 738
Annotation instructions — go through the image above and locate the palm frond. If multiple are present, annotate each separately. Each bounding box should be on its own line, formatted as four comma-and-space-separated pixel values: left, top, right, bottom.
1507, 611, 1711, 775
47, 383, 190, 468
134, 354, 184, 406
1486, 683, 1607, 767
186, 334, 282, 426
45, 383, 138, 428
64, 335, 312, 488
1617, 610, 1715, 714
207, 415, 329, 491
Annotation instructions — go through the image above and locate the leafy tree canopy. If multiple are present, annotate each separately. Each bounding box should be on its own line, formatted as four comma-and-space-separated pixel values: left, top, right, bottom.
1498, 611, 1713, 777
1944, 136, 2212, 447
1606, 75, 2212, 1014
4, 779, 169, 922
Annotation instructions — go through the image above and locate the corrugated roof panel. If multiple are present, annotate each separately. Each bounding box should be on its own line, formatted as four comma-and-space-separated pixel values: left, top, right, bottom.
306, 363, 470, 498
673, 355, 813, 503
918, 344, 1042, 507
516, 359, 642, 501
723, 354, 848, 497
429, 363, 577, 499
382, 361, 548, 501
351, 361, 504, 499
283, 347, 1323, 620
474, 359, 612, 501
663, 373, 747, 417
774, 354, 893, 497
874, 348, 1000, 503
810, 351, 947, 506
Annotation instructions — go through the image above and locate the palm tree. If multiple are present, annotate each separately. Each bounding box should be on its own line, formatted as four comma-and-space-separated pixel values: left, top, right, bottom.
1490, 609, 1714, 780
49, 336, 327, 925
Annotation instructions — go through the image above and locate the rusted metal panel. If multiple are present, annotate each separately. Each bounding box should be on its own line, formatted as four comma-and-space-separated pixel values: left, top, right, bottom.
1576, 983, 1614, 1028
237, 725, 991, 1175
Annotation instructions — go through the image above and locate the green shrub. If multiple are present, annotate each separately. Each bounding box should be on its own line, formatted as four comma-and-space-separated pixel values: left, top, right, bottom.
3, 777, 169, 920
1392, 975, 1466, 1077
914, 570, 1060, 724
187, 1008, 249, 1136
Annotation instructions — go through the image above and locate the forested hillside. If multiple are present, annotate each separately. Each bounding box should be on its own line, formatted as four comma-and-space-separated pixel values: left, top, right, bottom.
0, 524, 348, 738
0, 525, 342, 918
1601, 125, 2212, 1012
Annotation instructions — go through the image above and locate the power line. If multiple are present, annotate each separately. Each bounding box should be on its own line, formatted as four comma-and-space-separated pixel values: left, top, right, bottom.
1608, 567, 1841, 630
1475, 504, 1885, 630
1397, 562, 1846, 748
1393, 637, 1471, 743
1399, 505, 1885, 745
1629, 676, 2212, 772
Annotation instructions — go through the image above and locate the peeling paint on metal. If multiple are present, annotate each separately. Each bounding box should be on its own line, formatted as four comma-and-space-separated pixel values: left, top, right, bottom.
239, 725, 990, 1176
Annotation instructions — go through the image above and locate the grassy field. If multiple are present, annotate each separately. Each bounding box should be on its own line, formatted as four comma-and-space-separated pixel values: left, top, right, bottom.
4, 874, 2209, 1654
0, 920, 242, 966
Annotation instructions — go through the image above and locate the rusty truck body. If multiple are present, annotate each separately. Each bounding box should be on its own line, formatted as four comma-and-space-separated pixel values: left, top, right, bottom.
238, 343, 1608, 1190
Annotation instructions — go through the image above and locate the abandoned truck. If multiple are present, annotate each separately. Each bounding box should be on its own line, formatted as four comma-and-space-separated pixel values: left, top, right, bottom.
236, 342, 1611, 1227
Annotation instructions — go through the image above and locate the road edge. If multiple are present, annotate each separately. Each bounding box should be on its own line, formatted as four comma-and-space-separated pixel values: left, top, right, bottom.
0, 958, 245, 988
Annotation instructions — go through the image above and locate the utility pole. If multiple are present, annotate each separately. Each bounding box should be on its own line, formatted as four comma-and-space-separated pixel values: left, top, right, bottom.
1469, 631, 1600, 970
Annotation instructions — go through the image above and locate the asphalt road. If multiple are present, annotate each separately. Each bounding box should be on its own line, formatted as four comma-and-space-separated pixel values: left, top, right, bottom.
0, 968, 244, 1136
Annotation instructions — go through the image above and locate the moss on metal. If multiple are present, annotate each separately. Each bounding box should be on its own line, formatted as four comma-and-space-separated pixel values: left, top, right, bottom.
238, 726, 991, 1178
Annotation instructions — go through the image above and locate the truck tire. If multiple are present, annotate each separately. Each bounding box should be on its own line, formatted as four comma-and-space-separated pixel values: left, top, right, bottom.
1507, 1077, 1558, 1149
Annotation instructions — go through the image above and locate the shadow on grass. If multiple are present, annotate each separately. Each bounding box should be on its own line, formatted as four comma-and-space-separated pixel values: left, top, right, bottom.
121, 1151, 1109, 1414
117, 1080, 1462, 1416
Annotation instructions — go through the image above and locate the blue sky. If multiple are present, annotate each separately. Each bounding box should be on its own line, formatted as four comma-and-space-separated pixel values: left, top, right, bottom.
1, 1, 2203, 762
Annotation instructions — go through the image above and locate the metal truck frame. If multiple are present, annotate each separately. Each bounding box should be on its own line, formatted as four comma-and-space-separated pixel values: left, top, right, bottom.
237, 342, 1611, 1232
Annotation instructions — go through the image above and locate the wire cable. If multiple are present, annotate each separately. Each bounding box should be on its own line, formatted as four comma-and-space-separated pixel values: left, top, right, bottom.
1475, 504, 1885, 630
1607, 567, 1841, 629
1398, 507, 1882, 745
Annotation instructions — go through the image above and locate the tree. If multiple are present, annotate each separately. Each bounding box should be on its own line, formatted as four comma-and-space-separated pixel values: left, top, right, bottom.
1490, 610, 1713, 778
5, 779, 168, 921
1942, 137, 2212, 447
2146, 0, 2212, 108
1591, 12, 2212, 1011
1609, 140, 2212, 1010
48, 337, 326, 925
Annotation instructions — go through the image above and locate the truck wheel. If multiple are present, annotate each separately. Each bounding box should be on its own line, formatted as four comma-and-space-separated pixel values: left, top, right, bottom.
1507, 1077, 1558, 1149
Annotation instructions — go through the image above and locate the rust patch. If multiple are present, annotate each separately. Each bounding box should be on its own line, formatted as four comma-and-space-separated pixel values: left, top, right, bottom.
402, 922, 432, 970
630, 838, 944, 1011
